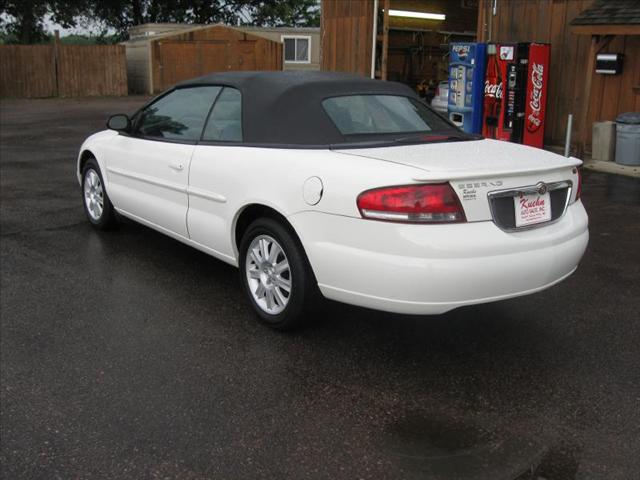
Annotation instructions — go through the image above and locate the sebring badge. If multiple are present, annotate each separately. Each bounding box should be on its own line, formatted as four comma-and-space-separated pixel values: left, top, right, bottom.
457, 180, 504, 202
536, 182, 548, 195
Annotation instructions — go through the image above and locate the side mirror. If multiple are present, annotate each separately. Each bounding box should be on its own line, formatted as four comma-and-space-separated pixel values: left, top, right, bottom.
107, 114, 131, 132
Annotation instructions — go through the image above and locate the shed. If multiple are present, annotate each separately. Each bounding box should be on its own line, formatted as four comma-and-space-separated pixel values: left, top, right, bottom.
122, 24, 283, 94
239, 26, 320, 71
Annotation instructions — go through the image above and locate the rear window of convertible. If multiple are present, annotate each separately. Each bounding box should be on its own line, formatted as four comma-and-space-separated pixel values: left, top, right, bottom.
322, 95, 452, 136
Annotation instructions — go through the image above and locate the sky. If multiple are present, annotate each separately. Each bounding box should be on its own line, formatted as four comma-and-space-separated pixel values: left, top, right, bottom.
44, 14, 115, 36
0, 12, 110, 36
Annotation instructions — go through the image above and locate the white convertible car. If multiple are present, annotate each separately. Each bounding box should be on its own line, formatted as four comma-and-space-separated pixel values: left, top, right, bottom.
77, 71, 588, 329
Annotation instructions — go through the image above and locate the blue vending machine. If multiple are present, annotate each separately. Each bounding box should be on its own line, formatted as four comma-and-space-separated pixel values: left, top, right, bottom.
447, 42, 487, 134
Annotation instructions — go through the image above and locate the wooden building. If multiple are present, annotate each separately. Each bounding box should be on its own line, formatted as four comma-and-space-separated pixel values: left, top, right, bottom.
240, 26, 321, 72
122, 24, 283, 94
322, 0, 476, 85
321, 0, 640, 154
477, 0, 640, 154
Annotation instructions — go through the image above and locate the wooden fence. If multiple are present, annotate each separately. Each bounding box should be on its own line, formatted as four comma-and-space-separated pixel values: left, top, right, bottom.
0, 42, 127, 98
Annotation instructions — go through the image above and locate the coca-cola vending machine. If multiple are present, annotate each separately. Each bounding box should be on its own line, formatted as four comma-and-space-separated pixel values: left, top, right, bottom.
482, 42, 550, 148
523, 43, 550, 148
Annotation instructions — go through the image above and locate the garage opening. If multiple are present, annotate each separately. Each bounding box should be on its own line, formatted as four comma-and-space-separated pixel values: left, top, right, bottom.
373, 0, 478, 107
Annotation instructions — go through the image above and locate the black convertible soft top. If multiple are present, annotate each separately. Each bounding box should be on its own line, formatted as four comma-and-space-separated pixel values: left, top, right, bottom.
176, 71, 427, 147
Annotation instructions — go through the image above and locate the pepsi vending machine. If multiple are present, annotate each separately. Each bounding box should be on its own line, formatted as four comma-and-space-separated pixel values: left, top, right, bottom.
447, 42, 487, 134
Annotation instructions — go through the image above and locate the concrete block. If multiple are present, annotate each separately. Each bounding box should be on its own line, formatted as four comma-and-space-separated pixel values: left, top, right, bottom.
592, 121, 616, 162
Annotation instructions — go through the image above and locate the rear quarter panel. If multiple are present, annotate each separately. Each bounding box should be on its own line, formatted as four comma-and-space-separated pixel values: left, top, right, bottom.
187, 146, 426, 260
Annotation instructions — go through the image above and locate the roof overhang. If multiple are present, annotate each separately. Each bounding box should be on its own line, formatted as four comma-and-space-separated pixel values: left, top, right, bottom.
571, 24, 640, 35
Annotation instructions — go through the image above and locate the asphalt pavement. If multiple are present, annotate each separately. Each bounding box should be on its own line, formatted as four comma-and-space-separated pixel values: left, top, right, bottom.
1, 97, 639, 480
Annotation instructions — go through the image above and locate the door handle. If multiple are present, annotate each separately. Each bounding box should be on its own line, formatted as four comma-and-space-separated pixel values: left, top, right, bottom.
169, 163, 184, 171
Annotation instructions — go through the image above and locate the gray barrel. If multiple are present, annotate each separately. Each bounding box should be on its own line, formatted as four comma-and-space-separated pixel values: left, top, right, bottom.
615, 112, 640, 166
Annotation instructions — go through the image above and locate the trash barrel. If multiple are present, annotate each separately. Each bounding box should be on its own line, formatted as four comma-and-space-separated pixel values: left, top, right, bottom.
614, 112, 640, 166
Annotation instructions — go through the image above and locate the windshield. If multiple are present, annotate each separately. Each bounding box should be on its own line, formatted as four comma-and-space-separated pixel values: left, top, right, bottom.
322, 95, 461, 139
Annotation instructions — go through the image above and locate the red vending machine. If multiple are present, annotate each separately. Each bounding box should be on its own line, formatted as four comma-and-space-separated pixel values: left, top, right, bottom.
482, 44, 504, 140
523, 43, 551, 148
482, 42, 550, 148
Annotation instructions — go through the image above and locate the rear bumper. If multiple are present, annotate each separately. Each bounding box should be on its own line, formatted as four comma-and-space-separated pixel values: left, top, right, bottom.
288, 201, 589, 315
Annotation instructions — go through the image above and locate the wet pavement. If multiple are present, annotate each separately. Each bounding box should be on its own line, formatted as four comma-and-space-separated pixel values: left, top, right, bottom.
1, 97, 639, 480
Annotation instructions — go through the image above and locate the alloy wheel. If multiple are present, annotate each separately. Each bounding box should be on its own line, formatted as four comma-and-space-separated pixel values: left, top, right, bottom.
84, 169, 104, 221
245, 235, 292, 314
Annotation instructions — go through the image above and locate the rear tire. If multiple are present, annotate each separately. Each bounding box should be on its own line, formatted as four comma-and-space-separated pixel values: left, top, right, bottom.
239, 217, 319, 330
81, 158, 117, 230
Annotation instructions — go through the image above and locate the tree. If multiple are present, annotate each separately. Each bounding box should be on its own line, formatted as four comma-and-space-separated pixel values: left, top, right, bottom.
0, 0, 88, 43
0, 0, 320, 44
87, 0, 246, 36
87, 0, 319, 37
243, 0, 320, 28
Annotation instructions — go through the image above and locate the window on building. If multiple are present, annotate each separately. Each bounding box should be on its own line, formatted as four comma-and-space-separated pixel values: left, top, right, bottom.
282, 36, 311, 63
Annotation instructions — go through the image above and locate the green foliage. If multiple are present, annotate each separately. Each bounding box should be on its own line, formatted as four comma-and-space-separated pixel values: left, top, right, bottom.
242, 0, 320, 28
0, 0, 321, 44
90, 0, 242, 34
89, 0, 320, 34
1, 1, 52, 44
0, 0, 88, 43
59, 33, 121, 44
0, 30, 120, 44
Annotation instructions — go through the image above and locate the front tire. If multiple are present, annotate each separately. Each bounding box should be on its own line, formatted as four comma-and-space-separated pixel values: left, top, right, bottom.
81, 158, 117, 230
239, 218, 319, 330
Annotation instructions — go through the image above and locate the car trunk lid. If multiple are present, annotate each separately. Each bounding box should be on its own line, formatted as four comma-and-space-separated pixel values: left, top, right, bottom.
334, 138, 580, 180
334, 138, 582, 225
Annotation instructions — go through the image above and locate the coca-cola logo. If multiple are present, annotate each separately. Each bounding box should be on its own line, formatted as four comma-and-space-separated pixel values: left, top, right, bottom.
484, 80, 503, 99
527, 63, 544, 132
527, 113, 541, 130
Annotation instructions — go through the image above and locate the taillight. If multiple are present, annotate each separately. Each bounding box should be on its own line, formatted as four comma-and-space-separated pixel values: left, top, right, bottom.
357, 183, 466, 223
435, 86, 440, 96
575, 168, 582, 201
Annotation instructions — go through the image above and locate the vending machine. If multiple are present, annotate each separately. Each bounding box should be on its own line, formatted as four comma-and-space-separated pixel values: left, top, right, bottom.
447, 42, 487, 134
523, 43, 551, 148
482, 42, 550, 148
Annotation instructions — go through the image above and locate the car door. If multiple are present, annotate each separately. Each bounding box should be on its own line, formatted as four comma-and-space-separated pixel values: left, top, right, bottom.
187, 87, 243, 260
105, 86, 222, 237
